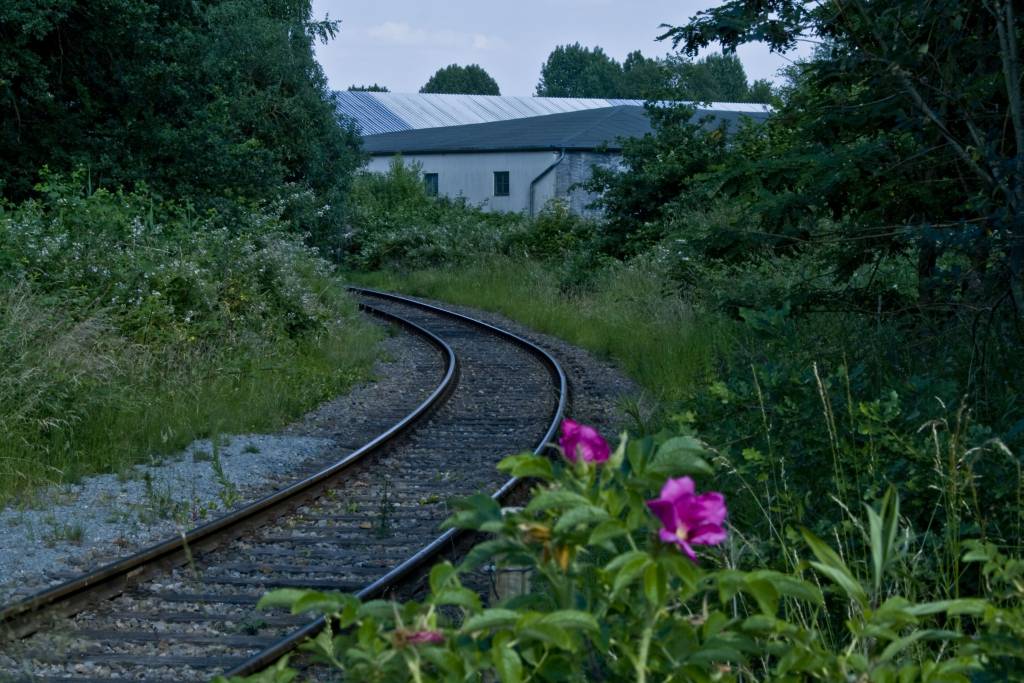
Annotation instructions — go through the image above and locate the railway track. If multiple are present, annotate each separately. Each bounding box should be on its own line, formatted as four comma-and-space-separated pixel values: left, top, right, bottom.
0, 288, 568, 682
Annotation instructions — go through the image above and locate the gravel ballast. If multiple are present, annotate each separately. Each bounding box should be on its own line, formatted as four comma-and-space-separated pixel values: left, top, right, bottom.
0, 298, 641, 605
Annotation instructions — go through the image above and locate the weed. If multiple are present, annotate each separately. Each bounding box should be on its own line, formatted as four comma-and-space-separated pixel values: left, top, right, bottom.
210, 441, 240, 510
42, 520, 85, 546
242, 443, 261, 454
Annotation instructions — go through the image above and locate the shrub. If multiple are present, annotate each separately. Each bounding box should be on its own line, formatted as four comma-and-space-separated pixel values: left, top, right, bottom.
343, 158, 524, 270
227, 420, 1023, 682
0, 173, 379, 503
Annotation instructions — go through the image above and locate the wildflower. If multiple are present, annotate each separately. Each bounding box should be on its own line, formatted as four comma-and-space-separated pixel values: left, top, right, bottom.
646, 477, 727, 562
559, 419, 610, 464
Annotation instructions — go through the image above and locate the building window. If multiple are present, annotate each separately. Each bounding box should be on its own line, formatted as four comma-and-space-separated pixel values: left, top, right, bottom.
424, 173, 439, 197
493, 171, 510, 197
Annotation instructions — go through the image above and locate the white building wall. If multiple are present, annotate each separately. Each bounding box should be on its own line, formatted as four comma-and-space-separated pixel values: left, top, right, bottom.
367, 151, 559, 214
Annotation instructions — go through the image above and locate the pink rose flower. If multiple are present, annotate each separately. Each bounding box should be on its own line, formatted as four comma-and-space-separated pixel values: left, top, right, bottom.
559, 418, 610, 464
646, 476, 727, 561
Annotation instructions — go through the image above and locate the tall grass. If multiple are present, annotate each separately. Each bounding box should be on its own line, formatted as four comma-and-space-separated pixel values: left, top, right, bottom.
0, 284, 379, 506
351, 256, 724, 401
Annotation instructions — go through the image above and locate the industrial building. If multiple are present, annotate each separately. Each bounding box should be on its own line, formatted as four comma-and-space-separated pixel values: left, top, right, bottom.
335, 92, 770, 216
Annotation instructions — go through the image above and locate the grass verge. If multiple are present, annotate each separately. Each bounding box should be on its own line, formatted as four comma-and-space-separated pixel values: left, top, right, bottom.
0, 287, 380, 507
349, 256, 724, 401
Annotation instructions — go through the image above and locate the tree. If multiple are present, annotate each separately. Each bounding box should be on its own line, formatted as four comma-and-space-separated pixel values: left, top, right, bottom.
420, 64, 500, 95
620, 51, 670, 99
659, 0, 1024, 311
348, 83, 389, 92
666, 53, 754, 102
0, 0, 362, 250
536, 43, 623, 98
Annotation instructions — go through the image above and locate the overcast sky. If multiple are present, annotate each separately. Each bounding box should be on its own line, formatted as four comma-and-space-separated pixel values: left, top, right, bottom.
310, 1, 810, 97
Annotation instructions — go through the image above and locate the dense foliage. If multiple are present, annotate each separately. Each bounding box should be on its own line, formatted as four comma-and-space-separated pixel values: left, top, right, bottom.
0, 173, 378, 504
420, 64, 501, 95
651, 0, 1024, 314
536, 44, 772, 102
0, 0, 362, 251
228, 421, 1024, 682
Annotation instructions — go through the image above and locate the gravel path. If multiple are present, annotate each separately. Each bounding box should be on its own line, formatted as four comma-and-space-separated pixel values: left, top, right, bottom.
0, 298, 641, 606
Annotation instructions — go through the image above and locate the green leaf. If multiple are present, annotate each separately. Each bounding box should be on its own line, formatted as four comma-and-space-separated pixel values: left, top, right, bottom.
648, 436, 713, 477
906, 598, 987, 617
460, 539, 514, 572
809, 561, 868, 608
867, 487, 901, 594
291, 591, 358, 616
499, 453, 554, 481
745, 570, 824, 606
444, 493, 502, 530
607, 551, 650, 598
429, 561, 457, 594
256, 589, 308, 610
879, 629, 961, 661
525, 489, 592, 514
589, 519, 629, 545
743, 577, 779, 616
492, 638, 523, 683
553, 504, 609, 534
801, 528, 868, 608
643, 562, 667, 606
462, 608, 521, 633
538, 609, 599, 633
518, 623, 573, 650
358, 599, 394, 619
433, 587, 482, 611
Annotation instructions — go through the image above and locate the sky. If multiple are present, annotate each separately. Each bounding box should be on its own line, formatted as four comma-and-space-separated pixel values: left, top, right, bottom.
310, 1, 811, 97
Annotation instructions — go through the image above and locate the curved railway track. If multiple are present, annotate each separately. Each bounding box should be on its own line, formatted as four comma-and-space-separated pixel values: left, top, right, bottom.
0, 288, 568, 682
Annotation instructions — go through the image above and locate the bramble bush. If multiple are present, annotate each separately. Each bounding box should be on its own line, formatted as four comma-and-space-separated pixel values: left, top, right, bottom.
227, 418, 1024, 682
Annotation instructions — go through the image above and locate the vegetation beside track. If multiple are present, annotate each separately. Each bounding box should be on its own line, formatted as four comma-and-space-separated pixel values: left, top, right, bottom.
0, 176, 380, 506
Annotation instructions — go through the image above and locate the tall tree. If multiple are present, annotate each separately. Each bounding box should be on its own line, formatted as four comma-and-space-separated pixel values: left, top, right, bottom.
620, 51, 670, 99
536, 43, 623, 98
420, 64, 500, 95
666, 53, 754, 102
0, 0, 361, 248
660, 0, 1024, 309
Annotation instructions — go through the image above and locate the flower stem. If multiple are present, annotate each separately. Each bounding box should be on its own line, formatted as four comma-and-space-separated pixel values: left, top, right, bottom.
636, 624, 654, 683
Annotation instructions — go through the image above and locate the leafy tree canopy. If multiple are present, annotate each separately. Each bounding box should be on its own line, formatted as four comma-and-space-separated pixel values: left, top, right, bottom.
348, 83, 389, 92
536, 43, 623, 98
420, 64, 500, 95
536, 43, 773, 102
654, 0, 1024, 309
0, 0, 362, 251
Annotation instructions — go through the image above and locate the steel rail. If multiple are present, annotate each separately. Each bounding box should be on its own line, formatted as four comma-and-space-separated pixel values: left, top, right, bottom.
0, 303, 459, 639
222, 287, 569, 679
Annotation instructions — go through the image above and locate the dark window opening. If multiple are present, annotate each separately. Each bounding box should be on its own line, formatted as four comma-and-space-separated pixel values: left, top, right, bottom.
424, 173, 439, 197
493, 171, 510, 197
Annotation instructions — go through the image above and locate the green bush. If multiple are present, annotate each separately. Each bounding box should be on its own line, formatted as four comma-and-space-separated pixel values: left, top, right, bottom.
226, 422, 1024, 682
0, 174, 380, 503
344, 158, 524, 270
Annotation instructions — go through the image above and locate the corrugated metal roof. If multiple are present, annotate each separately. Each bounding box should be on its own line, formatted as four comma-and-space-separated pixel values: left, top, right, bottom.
363, 105, 768, 155
335, 91, 771, 136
